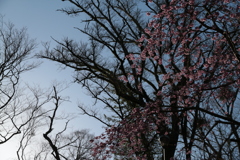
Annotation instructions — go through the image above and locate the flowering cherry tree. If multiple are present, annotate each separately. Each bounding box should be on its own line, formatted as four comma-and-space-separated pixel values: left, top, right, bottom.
41, 0, 240, 159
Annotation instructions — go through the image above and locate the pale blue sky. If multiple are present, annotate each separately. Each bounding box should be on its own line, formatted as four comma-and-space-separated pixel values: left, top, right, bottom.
0, 1, 104, 159
0, 0, 85, 40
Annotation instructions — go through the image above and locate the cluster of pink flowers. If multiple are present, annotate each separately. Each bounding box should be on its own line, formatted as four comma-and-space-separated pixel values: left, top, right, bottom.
91, 0, 240, 159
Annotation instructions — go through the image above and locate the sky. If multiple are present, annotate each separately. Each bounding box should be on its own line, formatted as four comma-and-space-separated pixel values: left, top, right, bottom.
0, 0, 104, 159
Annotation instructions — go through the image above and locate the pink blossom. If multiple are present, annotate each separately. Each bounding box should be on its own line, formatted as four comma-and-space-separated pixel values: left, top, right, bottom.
153, 55, 159, 60
158, 59, 162, 65
161, 4, 166, 10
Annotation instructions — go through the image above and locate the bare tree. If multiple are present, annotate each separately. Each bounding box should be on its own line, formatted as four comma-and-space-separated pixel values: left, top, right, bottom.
0, 17, 37, 144
15, 86, 57, 160
38, 86, 104, 160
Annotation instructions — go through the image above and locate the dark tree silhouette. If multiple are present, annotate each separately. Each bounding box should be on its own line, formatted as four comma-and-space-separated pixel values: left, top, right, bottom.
0, 18, 39, 144
40, 0, 240, 159
39, 86, 105, 160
